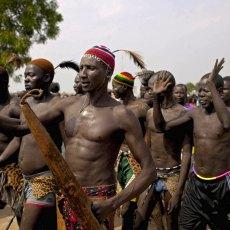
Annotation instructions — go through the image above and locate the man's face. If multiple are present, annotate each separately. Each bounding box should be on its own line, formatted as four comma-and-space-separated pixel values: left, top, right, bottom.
24, 64, 45, 91
73, 74, 83, 94
223, 80, 230, 104
79, 56, 108, 92
140, 85, 148, 98
197, 79, 213, 108
138, 73, 150, 86
112, 80, 127, 99
173, 86, 187, 105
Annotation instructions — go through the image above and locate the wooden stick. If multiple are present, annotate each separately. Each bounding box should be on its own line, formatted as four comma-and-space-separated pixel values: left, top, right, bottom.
20, 89, 101, 230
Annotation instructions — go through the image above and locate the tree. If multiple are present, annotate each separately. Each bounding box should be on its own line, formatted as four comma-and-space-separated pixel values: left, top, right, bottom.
186, 82, 196, 94
0, 0, 63, 76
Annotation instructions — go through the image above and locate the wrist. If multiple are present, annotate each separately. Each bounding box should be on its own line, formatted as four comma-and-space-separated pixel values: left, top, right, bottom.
152, 93, 160, 103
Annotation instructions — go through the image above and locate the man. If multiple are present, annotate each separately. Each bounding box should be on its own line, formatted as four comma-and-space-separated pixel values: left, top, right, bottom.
223, 76, 230, 106
1, 59, 62, 229
112, 72, 149, 229
152, 59, 230, 229
0, 46, 156, 229
173, 84, 194, 110
73, 73, 83, 95
0, 66, 22, 224
134, 71, 192, 230
136, 69, 154, 106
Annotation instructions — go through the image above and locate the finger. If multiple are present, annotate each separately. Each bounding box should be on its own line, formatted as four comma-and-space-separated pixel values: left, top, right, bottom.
218, 58, 225, 70
165, 82, 172, 89
214, 59, 218, 69
163, 77, 171, 85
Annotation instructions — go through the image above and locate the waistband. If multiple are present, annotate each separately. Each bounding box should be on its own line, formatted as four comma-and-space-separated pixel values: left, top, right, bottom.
82, 184, 116, 198
156, 164, 181, 178
192, 166, 230, 181
23, 170, 52, 180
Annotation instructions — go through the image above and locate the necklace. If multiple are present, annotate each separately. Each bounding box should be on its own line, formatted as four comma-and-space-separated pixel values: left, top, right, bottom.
80, 94, 89, 113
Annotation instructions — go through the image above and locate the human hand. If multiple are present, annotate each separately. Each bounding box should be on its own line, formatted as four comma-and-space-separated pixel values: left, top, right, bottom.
207, 58, 224, 85
152, 74, 172, 95
167, 193, 181, 214
91, 199, 114, 223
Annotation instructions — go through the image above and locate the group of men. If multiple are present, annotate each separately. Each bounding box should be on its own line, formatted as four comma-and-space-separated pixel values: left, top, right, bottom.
0, 45, 229, 230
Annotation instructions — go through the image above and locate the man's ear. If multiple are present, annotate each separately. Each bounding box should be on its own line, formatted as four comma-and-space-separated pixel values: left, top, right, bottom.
43, 73, 51, 83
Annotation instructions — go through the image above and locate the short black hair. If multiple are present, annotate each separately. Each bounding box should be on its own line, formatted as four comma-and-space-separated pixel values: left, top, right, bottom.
175, 84, 187, 92
49, 82, 60, 93
149, 70, 175, 88
200, 73, 223, 89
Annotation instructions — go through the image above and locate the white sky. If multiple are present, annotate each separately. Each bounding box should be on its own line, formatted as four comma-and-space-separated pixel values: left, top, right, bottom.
10, 0, 230, 94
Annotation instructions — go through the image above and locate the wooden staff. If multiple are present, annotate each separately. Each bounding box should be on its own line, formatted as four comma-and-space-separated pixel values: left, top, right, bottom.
20, 89, 101, 230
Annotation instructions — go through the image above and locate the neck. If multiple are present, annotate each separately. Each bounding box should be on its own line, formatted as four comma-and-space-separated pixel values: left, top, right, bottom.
35, 88, 52, 102
0, 90, 10, 104
87, 84, 110, 107
204, 103, 215, 114
161, 92, 175, 109
122, 90, 135, 105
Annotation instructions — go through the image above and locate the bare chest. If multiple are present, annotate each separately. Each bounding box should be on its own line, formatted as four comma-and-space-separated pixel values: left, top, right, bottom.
193, 113, 225, 138
64, 106, 119, 142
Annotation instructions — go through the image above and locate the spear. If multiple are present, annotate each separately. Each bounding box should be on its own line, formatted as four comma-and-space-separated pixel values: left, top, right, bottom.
20, 89, 101, 230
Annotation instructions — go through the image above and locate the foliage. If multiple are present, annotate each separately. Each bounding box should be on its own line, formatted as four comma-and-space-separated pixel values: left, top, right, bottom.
186, 82, 196, 94
0, 0, 63, 77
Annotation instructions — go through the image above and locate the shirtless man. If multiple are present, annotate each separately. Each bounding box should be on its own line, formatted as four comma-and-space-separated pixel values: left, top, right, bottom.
0, 46, 156, 229
152, 59, 230, 229
73, 73, 83, 95
112, 72, 150, 229
136, 69, 155, 107
223, 76, 230, 106
173, 84, 194, 110
134, 71, 192, 230
1, 59, 62, 229
0, 66, 23, 224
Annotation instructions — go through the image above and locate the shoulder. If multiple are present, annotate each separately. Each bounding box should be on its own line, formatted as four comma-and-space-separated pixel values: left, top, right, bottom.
9, 95, 20, 105
175, 103, 197, 118
113, 104, 138, 129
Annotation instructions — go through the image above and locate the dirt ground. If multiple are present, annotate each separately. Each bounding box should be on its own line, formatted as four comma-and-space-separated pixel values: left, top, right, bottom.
0, 206, 122, 230
0, 207, 18, 230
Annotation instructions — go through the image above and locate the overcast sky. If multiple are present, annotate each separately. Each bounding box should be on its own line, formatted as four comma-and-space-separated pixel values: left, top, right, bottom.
10, 0, 230, 94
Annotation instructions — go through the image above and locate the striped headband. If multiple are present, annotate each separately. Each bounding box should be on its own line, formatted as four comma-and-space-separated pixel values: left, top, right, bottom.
113, 72, 135, 88
83, 45, 115, 72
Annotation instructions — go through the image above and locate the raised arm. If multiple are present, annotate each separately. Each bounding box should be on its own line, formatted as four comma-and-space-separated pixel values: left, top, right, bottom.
110, 107, 156, 210
151, 77, 193, 131
206, 58, 230, 129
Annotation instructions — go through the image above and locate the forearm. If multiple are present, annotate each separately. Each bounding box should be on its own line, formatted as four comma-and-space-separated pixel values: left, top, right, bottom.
152, 94, 165, 132
175, 152, 191, 195
208, 82, 230, 129
110, 160, 156, 210
0, 115, 29, 136
0, 138, 21, 162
